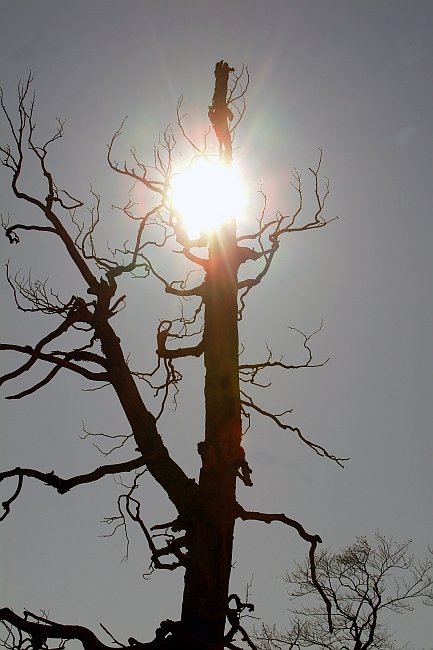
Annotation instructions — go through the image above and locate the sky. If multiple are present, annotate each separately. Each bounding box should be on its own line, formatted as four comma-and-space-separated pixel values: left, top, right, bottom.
0, 1, 432, 648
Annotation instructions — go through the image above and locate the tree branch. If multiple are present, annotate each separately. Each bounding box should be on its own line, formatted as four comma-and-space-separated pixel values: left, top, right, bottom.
3, 222, 56, 244
0, 75, 99, 291
140, 255, 205, 297
236, 505, 333, 633
0, 456, 147, 519
107, 118, 167, 197
239, 323, 328, 385
240, 390, 348, 467
123, 487, 187, 572
0, 343, 109, 391
0, 311, 80, 386
5, 364, 61, 400
0, 608, 113, 650
156, 321, 204, 360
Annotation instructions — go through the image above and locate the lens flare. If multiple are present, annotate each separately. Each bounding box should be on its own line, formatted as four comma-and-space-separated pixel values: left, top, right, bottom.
171, 158, 244, 238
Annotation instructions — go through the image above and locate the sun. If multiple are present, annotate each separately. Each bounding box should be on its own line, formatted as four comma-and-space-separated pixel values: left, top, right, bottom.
170, 157, 244, 239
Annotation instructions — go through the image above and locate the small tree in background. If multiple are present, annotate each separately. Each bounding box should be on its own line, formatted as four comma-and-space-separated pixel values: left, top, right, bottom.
256, 534, 433, 650
0, 63, 341, 650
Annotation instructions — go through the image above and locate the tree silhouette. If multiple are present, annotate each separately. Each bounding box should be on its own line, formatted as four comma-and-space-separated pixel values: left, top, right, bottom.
256, 534, 433, 650
0, 63, 340, 650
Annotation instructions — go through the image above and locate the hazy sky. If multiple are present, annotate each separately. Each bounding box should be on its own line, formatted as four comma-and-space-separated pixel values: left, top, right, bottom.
1, 1, 432, 648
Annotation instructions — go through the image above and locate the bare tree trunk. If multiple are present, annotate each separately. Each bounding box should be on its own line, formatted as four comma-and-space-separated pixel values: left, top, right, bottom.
181, 220, 242, 644
181, 63, 241, 645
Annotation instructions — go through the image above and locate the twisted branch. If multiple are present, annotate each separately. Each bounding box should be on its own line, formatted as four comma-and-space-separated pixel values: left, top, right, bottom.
0, 456, 147, 519
0, 609, 112, 650
240, 390, 348, 467
236, 505, 333, 634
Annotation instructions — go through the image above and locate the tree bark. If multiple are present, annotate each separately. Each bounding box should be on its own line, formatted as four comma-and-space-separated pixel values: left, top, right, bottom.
181, 219, 242, 644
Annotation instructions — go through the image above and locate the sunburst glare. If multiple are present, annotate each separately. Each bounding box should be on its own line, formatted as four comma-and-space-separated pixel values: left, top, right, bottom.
170, 157, 244, 238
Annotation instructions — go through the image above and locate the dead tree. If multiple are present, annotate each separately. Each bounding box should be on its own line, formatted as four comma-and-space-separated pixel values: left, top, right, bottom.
0, 63, 341, 650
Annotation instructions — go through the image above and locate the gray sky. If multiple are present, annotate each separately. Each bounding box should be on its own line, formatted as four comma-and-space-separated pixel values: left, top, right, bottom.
1, 1, 432, 648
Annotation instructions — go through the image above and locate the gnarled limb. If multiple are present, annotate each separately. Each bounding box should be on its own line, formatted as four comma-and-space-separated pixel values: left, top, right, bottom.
226, 65, 250, 138
124, 491, 187, 572
240, 390, 348, 467
0, 473, 23, 521
0, 77, 98, 291
101, 472, 187, 572
221, 594, 256, 650
81, 188, 168, 284
0, 455, 148, 520
5, 365, 61, 400
238, 154, 336, 247
235, 505, 333, 634
0, 455, 147, 516
141, 255, 205, 297
176, 96, 213, 161
3, 222, 56, 243
0, 311, 82, 386
236, 241, 279, 303
107, 118, 168, 197
239, 323, 328, 386
156, 320, 204, 360
0, 609, 112, 650
178, 246, 209, 271
236, 156, 337, 317
5, 263, 79, 315
80, 426, 134, 457
0, 343, 109, 391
